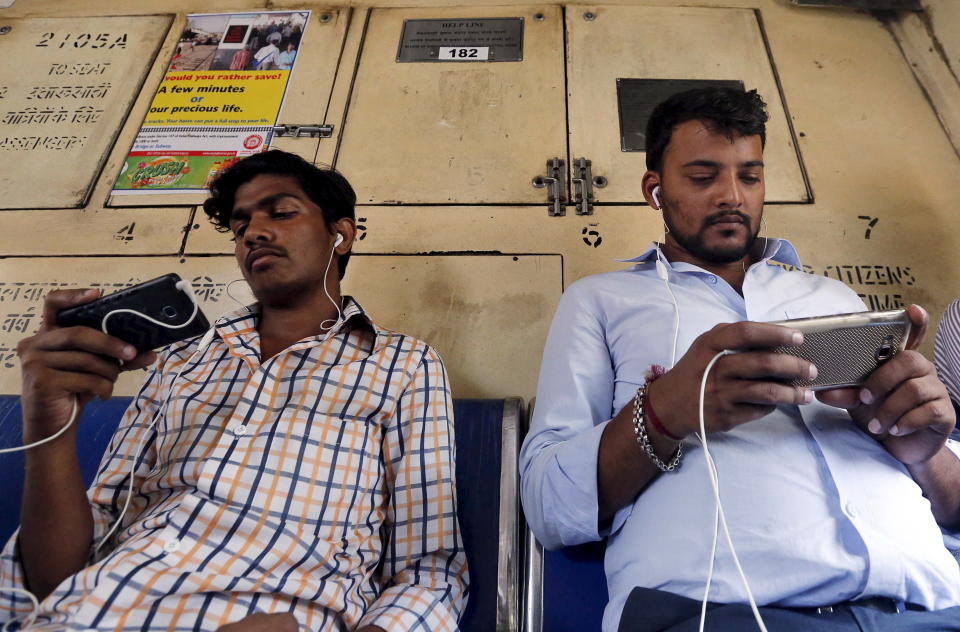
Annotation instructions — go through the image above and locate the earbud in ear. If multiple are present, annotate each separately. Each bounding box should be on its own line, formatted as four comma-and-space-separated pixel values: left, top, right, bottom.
334, 233, 344, 247
652, 186, 663, 210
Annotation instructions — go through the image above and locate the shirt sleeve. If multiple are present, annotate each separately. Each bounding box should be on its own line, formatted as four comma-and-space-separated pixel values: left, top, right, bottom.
935, 298, 960, 408
940, 439, 960, 551
519, 281, 624, 550
0, 351, 168, 620
358, 345, 468, 632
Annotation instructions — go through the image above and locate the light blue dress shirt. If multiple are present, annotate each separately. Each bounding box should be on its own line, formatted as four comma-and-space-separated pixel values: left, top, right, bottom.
277, 49, 297, 70
519, 239, 960, 632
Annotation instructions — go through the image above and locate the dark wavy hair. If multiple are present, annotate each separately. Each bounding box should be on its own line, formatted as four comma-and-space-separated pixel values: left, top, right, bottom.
202, 150, 356, 279
645, 87, 769, 171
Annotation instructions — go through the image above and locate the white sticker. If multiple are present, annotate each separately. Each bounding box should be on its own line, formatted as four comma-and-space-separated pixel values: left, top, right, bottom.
438, 46, 489, 61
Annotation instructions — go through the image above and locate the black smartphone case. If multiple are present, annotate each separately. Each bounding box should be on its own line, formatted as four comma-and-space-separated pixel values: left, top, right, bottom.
58, 273, 211, 351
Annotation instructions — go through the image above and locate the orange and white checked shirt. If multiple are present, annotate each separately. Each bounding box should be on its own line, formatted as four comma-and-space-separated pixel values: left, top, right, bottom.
1, 298, 468, 631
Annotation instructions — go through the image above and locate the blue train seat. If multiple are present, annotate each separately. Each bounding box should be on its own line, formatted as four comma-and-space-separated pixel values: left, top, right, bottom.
521, 399, 608, 632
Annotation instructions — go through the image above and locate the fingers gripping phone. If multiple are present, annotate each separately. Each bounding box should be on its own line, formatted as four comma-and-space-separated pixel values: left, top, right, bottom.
58, 273, 211, 352
767, 310, 911, 390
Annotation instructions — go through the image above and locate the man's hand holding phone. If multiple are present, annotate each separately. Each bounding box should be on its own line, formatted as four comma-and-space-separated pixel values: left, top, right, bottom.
647, 321, 815, 440
817, 304, 956, 466
16, 289, 156, 446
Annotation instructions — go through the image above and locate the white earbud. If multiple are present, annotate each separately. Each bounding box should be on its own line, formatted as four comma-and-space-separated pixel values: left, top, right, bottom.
334, 233, 344, 247
652, 186, 663, 210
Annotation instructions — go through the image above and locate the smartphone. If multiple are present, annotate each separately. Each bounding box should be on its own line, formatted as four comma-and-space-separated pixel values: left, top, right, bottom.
767, 309, 911, 390
58, 273, 210, 352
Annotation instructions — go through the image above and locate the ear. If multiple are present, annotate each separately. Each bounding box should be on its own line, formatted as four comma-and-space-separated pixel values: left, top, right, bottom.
641, 171, 661, 210
331, 218, 356, 254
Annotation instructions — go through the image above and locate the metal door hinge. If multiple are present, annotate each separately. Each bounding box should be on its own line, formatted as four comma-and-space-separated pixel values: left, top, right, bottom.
532, 158, 566, 217
571, 157, 607, 215
271, 124, 334, 138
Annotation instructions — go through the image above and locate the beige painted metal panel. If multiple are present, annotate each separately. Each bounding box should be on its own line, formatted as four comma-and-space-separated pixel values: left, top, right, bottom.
317, 8, 369, 169
271, 8, 350, 162
925, 0, 960, 78
0, 207, 190, 255
0, 15, 194, 255
566, 5, 808, 204
105, 9, 351, 208
0, 254, 560, 399
757, 1, 960, 344
335, 6, 566, 204
0, 15, 172, 209
886, 11, 960, 159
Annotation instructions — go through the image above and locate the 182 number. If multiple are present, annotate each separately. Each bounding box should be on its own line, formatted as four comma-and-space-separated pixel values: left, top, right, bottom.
438, 46, 488, 60
447, 48, 478, 58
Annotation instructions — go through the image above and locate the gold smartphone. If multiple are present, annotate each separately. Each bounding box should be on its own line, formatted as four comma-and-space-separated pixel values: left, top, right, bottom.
767, 310, 911, 390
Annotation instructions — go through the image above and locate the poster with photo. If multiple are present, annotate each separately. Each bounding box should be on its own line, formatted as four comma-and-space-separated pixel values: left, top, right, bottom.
112, 11, 308, 194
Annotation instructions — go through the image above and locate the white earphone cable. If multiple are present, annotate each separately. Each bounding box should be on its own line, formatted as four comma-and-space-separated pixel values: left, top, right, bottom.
697, 350, 768, 632
651, 191, 764, 630
0, 281, 207, 623
319, 237, 343, 333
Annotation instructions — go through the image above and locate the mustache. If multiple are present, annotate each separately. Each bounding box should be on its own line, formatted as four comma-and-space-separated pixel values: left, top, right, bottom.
245, 246, 285, 269
703, 210, 751, 227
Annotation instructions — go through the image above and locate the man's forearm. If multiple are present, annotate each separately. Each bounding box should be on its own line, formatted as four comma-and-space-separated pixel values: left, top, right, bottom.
907, 443, 960, 530
597, 401, 680, 525
20, 436, 94, 600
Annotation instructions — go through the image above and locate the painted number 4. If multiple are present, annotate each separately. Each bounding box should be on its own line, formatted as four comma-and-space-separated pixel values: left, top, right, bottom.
114, 222, 135, 242
439, 46, 489, 60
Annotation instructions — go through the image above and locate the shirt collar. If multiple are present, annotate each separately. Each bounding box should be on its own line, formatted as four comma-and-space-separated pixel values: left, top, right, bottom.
211, 295, 381, 348
617, 238, 802, 270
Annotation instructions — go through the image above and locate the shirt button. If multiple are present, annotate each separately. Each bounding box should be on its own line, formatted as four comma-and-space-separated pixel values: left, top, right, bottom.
846, 502, 859, 518
163, 538, 181, 553
707, 275, 718, 284
232, 424, 248, 437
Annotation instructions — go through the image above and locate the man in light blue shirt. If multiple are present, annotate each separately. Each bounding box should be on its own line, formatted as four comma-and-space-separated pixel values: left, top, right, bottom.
520, 87, 960, 631
277, 43, 297, 70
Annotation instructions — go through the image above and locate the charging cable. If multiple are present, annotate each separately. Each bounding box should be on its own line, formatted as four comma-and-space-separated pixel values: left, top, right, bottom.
696, 350, 768, 632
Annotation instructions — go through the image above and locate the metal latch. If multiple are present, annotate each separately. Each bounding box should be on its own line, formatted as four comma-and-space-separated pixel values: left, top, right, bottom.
271, 124, 334, 138
571, 157, 607, 215
532, 158, 567, 217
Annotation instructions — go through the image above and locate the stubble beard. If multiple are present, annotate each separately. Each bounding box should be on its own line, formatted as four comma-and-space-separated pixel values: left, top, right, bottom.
662, 204, 761, 265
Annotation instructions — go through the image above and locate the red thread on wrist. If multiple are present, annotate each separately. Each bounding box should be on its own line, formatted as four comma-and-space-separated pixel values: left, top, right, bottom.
645, 375, 682, 442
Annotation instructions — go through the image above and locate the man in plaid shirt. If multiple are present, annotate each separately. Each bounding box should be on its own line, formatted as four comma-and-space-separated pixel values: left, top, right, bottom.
4, 150, 468, 631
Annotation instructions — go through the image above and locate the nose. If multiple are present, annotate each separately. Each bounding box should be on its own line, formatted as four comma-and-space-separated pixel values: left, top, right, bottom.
243, 213, 273, 245
715, 172, 744, 210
